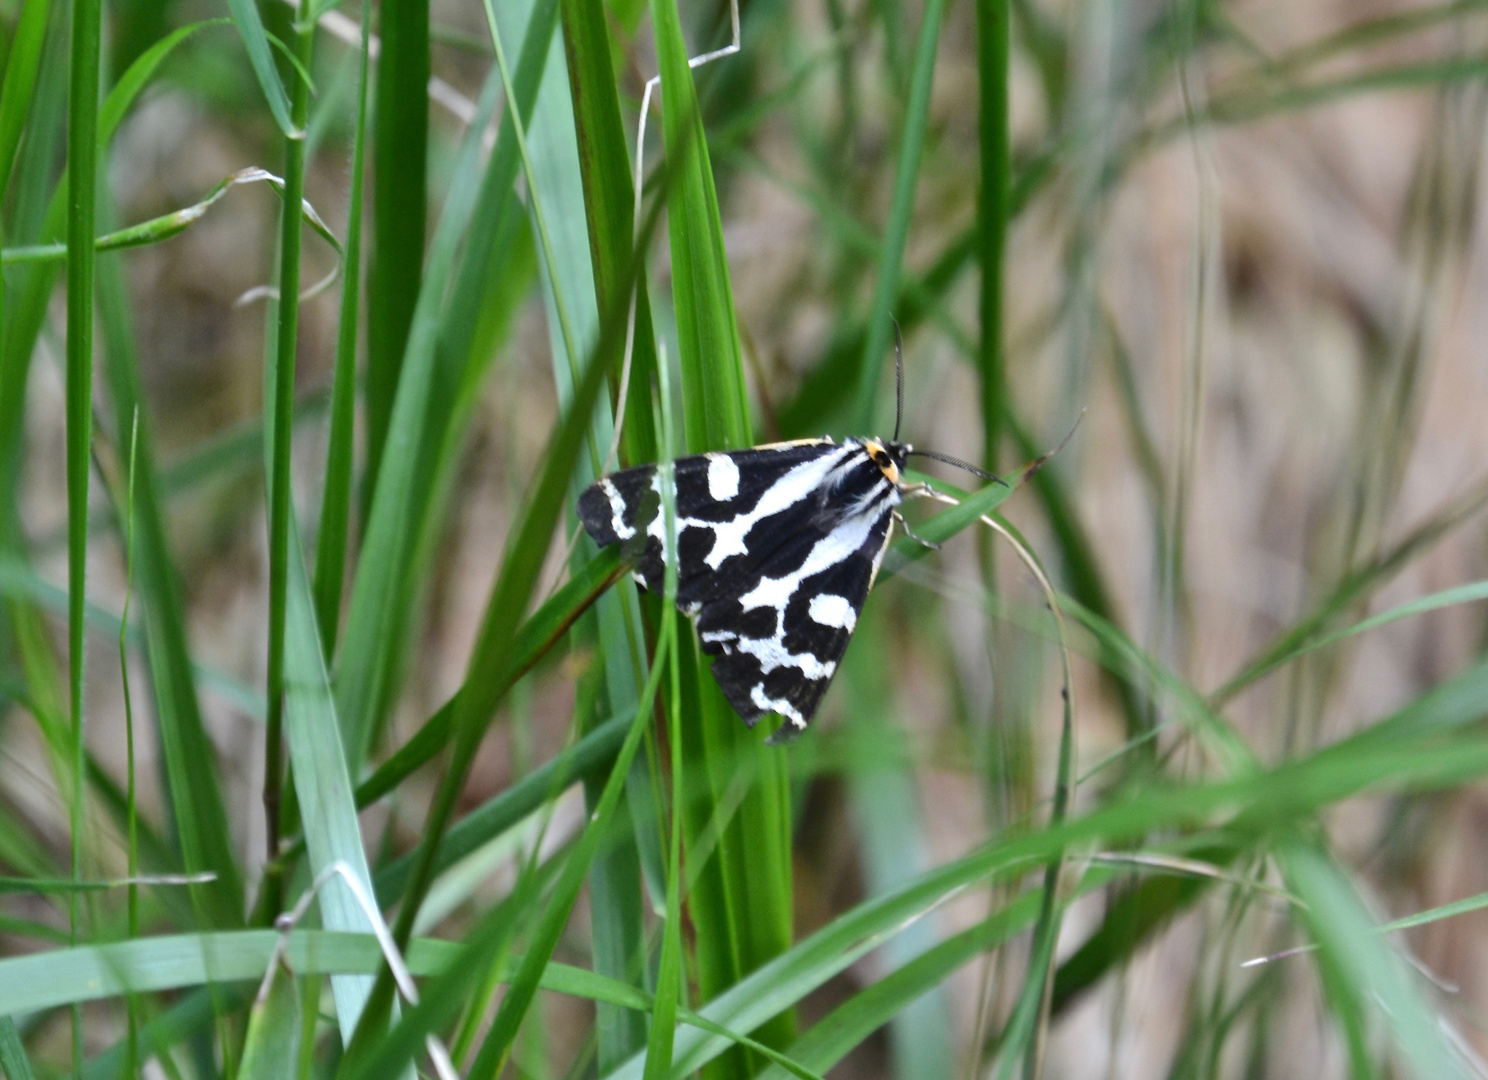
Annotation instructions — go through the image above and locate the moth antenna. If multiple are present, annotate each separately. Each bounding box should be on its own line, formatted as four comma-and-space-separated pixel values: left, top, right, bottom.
891, 316, 905, 443
1020, 409, 1086, 484
906, 448, 1010, 488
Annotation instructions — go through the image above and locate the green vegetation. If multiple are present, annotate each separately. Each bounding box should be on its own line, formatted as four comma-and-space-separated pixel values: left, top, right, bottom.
2, 0, 1488, 1075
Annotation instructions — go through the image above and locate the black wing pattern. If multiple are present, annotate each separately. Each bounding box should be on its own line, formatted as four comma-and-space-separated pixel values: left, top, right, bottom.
576, 437, 901, 738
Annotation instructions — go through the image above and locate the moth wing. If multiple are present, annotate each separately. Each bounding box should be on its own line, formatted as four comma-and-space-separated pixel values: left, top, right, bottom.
577, 441, 848, 603
695, 501, 894, 741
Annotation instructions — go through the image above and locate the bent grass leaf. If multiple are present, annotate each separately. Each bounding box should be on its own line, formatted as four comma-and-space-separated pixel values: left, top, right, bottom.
2, 167, 342, 265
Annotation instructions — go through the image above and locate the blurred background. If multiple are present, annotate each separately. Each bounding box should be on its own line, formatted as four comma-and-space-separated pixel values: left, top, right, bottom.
7, 0, 1488, 1075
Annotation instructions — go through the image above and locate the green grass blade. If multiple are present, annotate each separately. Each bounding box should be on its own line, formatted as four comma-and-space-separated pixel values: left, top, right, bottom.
349, 0, 554, 771
311, 0, 372, 658
558, 0, 673, 1061
263, 14, 316, 899
97, 261, 251, 931
0, 1016, 35, 1080
280, 506, 386, 1044
224, 0, 297, 135
977, 0, 1010, 469
641, 328, 684, 1080
779, 228, 974, 436
238, 959, 302, 1079
1215, 479, 1488, 704
848, 0, 949, 432
0, 0, 51, 205
65, 19, 103, 1079
363, 0, 429, 511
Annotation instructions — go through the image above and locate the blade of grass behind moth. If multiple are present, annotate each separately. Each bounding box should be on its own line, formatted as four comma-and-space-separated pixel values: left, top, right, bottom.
262, 9, 317, 917
848, 0, 949, 432
489, 0, 657, 1063
311, 0, 372, 658
841, 619, 953, 1080
362, 0, 429, 518
1279, 841, 1471, 1080
343, 203, 644, 1058
333, 65, 503, 771
649, 0, 795, 1064
780, 228, 974, 436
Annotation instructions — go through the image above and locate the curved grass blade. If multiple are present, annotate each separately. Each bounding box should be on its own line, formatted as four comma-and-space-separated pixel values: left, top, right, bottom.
2, 166, 341, 264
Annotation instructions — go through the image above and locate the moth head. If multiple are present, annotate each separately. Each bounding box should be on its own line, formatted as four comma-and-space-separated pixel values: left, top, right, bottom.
862, 438, 910, 485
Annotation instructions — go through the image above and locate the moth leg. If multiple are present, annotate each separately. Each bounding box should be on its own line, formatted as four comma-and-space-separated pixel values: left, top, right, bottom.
893, 509, 940, 550
897, 480, 941, 501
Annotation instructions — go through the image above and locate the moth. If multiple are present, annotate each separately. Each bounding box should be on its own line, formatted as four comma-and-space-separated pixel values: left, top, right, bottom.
577, 337, 997, 743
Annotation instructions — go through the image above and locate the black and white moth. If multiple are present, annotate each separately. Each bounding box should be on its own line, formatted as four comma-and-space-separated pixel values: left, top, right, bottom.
577, 341, 995, 743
